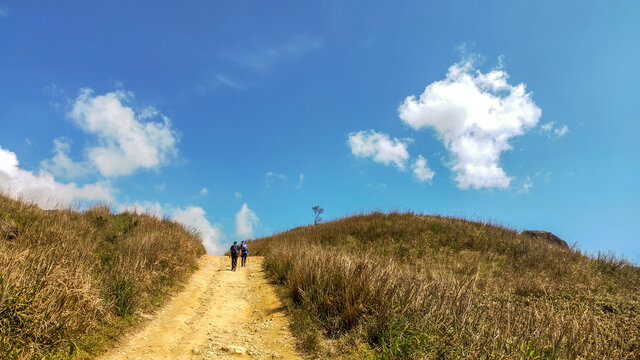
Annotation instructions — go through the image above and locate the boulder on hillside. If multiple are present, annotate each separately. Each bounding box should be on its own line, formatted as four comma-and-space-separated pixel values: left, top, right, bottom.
0, 220, 18, 240
522, 230, 568, 249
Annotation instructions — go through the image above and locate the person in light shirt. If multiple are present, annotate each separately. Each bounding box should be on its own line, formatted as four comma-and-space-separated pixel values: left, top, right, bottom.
240, 241, 249, 267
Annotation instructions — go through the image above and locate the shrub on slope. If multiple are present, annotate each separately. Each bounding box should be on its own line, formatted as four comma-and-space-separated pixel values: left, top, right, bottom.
251, 212, 640, 359
0, 195, 205, 359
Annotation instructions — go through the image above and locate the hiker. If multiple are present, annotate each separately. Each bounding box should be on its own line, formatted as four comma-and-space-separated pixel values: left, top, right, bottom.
240, 241, 249, 267
229, 241, 241, 271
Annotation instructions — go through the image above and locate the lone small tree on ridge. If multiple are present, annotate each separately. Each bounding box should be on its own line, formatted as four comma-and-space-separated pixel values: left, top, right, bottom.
312, 206, 324, 225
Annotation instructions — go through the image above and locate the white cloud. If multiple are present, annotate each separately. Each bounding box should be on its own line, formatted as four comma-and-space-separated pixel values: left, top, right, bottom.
411, 155, 435, 183
296, 173, 304, 189
235, 203, 259, 239
173, 206, 225, 255
234, 192, 242, 199
0, 145, 113, 209
399, 59, 541, 190
554, 125, 569, 137
200, 187, 209, 195
68, 88, 178, 177
40, 138, 90, 179
348, 130, 411, 170
232, 34, 323, 70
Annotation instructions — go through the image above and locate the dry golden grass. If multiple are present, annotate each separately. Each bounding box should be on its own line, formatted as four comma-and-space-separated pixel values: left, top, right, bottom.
0, 194, 205, 359
251, 212, 640, 359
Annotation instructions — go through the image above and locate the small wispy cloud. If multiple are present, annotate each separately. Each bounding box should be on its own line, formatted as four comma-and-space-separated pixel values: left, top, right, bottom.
265, 171, 286, 188
554, 125, 569, 137
296, 173, 305, 189
534, 171, 553, 184
517, 176, 534, 194
229, 34, 323, 70
197, 73, 246, 94
200, 187, 209, 195
213, 74, 245, 90
42, 82, 68, 109
366, 182, 387, 190
0, 4, 9, 18
234, 192, 242, 199
541, 121, 569, 137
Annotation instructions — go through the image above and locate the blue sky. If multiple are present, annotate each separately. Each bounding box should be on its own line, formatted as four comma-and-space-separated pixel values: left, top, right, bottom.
1, 1, 638, 258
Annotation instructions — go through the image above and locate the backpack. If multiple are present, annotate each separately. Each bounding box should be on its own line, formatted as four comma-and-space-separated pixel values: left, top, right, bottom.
230, 244, 239, 256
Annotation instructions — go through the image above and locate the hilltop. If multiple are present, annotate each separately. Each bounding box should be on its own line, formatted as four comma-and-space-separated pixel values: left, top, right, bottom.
2, 199, 638, 359
0, 194, 205, 359
251, 212, 640, 359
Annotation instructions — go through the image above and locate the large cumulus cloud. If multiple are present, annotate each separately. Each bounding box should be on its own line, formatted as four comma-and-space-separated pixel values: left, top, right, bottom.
399, 60, 541, 189
67, 89, 178, 177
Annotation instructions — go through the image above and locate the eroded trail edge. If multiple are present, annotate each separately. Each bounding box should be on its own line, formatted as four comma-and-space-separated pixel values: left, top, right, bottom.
101, 256, 301, 360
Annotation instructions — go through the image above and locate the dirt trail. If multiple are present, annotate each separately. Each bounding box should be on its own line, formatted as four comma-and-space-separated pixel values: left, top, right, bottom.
101, 256, 302, 360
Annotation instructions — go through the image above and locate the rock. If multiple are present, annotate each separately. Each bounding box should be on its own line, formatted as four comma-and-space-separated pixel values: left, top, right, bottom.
522, 230, 569, 249
0, 221, 17, 240
221, 345, 246, 354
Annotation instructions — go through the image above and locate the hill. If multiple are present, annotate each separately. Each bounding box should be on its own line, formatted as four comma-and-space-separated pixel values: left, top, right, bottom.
0, 195, 205, 359
251, 212, 640, 359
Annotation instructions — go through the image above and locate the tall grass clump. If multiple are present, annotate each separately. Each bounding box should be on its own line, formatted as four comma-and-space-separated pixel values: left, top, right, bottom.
0, 195, 205, 359
251, 212, 640, 359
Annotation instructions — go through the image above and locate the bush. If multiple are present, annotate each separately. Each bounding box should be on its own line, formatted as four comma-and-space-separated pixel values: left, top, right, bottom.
0, 195, 205, 359
252, 212, 640, 359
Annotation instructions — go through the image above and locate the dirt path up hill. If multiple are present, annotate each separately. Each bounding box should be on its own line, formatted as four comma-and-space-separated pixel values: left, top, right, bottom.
101, 255, 302, 360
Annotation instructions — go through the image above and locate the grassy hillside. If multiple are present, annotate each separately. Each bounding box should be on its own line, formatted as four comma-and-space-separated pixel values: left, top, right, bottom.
251, 212, 640, 359
0, 195, 205, 359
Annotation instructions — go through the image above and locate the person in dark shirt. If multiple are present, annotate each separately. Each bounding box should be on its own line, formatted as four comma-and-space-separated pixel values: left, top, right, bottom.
229, 241, 240, 271
240, 241, 249, 267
